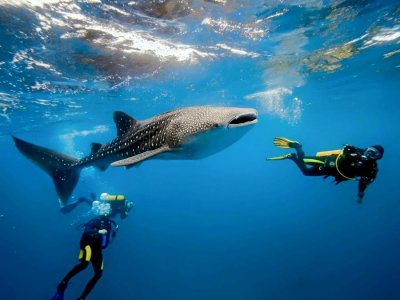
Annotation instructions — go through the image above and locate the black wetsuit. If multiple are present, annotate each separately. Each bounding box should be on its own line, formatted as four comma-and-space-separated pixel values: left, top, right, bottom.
58, 215, 118, 300
290, 144, 378, 196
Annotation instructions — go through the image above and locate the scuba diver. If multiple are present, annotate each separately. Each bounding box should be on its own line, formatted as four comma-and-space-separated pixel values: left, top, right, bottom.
52, 215, 119, 300
61, 192, 133, 219
267, 137, 384, 203
99, 193, 133, 219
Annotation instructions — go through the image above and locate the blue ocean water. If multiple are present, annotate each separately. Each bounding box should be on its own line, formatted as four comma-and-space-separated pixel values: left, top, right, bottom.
1, 1, 400, 299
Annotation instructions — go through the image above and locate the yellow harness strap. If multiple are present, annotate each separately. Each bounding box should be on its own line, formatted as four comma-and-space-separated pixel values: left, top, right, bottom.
335, 152, 355, 180
78, 245, 92, 261
85, 245, 92, 261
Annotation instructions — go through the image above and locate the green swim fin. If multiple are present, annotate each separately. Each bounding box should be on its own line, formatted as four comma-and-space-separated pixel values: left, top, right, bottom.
266, 154, 293, 161
273, 137, 301, 149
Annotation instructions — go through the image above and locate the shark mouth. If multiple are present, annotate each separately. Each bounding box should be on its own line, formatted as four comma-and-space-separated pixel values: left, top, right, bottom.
228, 112, 258, 128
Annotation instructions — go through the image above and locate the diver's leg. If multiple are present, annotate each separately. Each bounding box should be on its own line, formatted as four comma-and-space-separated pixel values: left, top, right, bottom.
289, 154, 325, 176
74, 196, 93, 208
289, 154, 324, 176
78, 270, 103, 299
272, 137, 325, 176
285, 142, 326, 176
62, 261, 89, 282
57, 260, 89, 293
58, 245, 92, 290
60, 197, 92, 214
293, 144, 305, 160
78, 249, 103, 299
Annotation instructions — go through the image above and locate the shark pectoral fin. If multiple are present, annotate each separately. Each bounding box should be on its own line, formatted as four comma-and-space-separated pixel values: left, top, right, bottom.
111, 146, 171, 167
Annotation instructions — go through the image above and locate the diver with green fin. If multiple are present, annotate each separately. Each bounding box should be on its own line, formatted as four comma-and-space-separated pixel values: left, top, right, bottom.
267, 137, 384, 203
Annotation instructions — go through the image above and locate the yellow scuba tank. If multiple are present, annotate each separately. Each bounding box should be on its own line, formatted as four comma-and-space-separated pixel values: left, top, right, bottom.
316, 149, 341, 157
100, 193, 125, 202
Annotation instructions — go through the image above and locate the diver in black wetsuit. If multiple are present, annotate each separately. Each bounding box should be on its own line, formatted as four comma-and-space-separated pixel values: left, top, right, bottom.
52, 215, 118, 300
267, 137, 384, 203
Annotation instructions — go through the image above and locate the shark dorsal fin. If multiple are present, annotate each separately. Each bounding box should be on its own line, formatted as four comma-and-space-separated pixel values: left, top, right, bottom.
113, 111, 138, 136
91, 142, 103, 154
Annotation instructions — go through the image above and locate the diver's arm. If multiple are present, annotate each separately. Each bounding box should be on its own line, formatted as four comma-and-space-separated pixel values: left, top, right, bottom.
110, 219, 119, 240
60, 196, 92, 214
356, 180, 367, 204
81, 197, 93, 206
356, 166, 377, 203
110, 219, 119, 230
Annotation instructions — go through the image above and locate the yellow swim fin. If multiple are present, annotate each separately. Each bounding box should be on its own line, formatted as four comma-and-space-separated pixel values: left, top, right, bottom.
273, 137, 300, 149
266, 154, 293, 161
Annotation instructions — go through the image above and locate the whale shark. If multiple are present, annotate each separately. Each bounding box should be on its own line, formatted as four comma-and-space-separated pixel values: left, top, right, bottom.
13, 106, 258, 205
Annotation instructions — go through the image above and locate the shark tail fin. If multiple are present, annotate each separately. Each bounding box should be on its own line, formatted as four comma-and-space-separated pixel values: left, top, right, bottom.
12, 136, 81, 204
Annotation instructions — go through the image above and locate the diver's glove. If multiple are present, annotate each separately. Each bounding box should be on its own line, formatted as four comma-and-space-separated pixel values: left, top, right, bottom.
98, 229, 108, 235
111, 224, 118, 239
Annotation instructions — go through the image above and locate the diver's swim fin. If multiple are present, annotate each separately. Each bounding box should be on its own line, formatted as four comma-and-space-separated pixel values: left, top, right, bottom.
51, 290, 64, 300
273, 137, 301, 149
266, 154, 294, 161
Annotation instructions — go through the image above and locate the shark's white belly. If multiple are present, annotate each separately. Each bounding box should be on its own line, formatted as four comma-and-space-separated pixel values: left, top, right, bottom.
159, 125, 254, 160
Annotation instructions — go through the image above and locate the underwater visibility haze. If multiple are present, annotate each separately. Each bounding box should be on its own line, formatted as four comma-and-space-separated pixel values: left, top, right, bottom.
1, 1, 400, 299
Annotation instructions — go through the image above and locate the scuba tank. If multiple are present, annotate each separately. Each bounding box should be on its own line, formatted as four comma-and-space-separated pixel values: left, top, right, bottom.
100, 193, 125, 202
100, 193, 132, 215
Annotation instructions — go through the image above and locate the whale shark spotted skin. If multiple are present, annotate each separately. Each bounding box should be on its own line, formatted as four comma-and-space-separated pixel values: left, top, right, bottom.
13, 106, 257, 205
